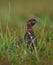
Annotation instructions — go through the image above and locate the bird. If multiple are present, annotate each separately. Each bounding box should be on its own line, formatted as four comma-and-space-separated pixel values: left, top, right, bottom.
8, 18, 38, 52
24, 18, 37, 51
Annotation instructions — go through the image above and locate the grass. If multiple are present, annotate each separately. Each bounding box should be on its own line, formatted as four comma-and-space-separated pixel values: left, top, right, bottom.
0, 14, 53, 65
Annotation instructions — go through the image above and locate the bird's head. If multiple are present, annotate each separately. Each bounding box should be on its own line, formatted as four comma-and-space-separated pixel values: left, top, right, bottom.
27, 18, 37, 28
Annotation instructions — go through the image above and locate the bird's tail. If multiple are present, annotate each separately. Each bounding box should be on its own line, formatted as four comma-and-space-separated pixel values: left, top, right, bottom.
8, 37, 24, 52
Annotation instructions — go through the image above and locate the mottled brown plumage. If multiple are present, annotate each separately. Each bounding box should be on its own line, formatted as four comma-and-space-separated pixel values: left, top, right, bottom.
24, 18, 37, 51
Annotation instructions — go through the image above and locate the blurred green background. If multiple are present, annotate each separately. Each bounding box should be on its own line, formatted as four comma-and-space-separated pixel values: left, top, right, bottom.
0, 0, 53, 21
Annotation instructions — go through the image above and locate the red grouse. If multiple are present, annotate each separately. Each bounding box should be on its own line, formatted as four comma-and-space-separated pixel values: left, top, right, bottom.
24, 18, 37, 51
9, 18, 37, 52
